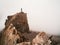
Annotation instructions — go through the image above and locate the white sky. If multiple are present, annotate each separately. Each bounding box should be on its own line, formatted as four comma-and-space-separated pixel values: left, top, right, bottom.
0, 0, 60, 35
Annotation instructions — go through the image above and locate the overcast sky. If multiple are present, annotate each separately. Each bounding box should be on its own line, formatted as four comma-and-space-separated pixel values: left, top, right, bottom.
0, 0, 60, 35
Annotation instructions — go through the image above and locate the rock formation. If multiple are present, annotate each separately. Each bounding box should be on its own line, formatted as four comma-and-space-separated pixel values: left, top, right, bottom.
16, 32, 51, 45
5, 9, 29, 33
17, 42, 30, 45
0, 9, 53, 45
32, 32, 51, 45
0, 24, 21, 45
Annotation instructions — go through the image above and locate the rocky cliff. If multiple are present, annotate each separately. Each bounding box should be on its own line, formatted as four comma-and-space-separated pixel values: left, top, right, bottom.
0, 10, 60, 45
5, 11, 29, 33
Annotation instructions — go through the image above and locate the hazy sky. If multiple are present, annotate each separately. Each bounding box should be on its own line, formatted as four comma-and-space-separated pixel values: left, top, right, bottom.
0, 0, 60, 35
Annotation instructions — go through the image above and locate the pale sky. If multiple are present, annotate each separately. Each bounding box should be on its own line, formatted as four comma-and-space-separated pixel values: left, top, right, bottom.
0, 0, 60, 35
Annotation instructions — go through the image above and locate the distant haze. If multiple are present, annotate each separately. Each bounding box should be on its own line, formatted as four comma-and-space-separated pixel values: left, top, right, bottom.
0, 0, 60, 35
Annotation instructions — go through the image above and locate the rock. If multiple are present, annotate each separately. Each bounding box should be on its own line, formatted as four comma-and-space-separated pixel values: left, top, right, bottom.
0, 10, 53, 45
50, 35, 60, 45
5, 10, 29, 33
1, 24, 20, 45
0, 10, 32, 45
32, 32, 51, 45
57, 43, 60, 45
16, 32, 51, 45
17, 42, 30, 45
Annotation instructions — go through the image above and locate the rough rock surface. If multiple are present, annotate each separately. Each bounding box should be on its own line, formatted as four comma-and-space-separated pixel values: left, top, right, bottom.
17, 42, 30, 45
0, 24, 20, 45
17, 32, 51, 45
32, 32, 51, 45
0, 10, 60, 45
5, 11, 29, 33
0, 10, 38, 45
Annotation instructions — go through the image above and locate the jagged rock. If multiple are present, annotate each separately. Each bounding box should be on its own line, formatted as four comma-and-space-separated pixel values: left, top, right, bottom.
32, 32, 51, 45
1, 10, 31, 45
50, 35, 60, 45
0, 9, 53, 45
4, 10, 39, 43
0, 24, 36, 45
1, 24, 20, 45
17, 42, 30, 45
17, 32, 51, 45
5, 10, 29, 33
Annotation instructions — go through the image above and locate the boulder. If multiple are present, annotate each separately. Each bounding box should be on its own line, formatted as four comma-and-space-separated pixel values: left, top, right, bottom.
0, 24, 20, 45
32, 32, 51, 45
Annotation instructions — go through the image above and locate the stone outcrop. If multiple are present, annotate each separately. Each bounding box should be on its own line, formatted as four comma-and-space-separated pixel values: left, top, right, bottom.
1, 9, 57, 45
5, 10, 29, 33
17, 42, 30, 45
0, 24, 21, 45
0, 10, 39, 45
32, 32, 51, 45
0, 24, 51, 45
3, 10, 39, 43
16, 32, 51, 45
